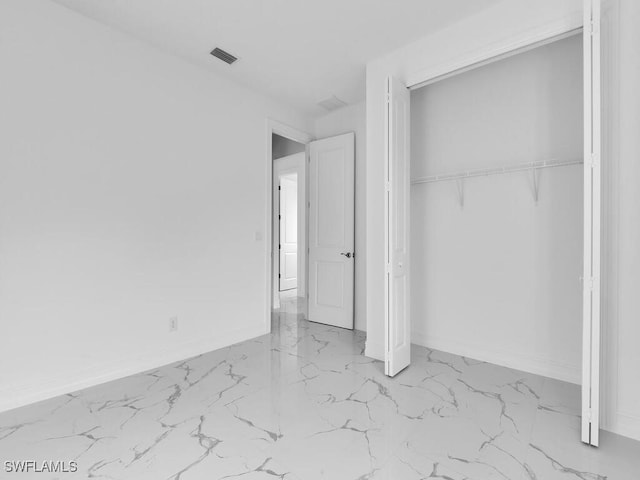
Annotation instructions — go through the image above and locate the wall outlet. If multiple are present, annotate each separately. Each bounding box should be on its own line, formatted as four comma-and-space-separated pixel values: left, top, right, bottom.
169, 316, 178, 332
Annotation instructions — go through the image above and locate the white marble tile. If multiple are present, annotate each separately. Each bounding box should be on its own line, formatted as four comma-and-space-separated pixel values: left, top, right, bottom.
524, 378, 640, 480
0, 302, 638, 479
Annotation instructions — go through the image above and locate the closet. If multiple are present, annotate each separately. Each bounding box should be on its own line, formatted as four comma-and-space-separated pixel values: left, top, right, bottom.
409, 34, 584, 384
383, 0, 602, 446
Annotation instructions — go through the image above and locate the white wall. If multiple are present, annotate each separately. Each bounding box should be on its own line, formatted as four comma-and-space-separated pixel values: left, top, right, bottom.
411, 35, 583, 383
365, 0, 583, 361
0, 0, 312, 412
600, 0, 640, 442
315, 103, 367, 332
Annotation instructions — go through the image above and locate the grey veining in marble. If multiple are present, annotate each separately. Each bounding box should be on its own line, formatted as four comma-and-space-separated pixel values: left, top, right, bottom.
1, 295, 639, 479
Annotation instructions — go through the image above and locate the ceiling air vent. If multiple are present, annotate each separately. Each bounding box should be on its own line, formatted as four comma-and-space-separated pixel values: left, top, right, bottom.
317, 95, 348, 112
210, 47, 238, 65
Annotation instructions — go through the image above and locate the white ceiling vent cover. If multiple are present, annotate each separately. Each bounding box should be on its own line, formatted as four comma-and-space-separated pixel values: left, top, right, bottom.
210, 47, 238, 65
317, 95, 348, 112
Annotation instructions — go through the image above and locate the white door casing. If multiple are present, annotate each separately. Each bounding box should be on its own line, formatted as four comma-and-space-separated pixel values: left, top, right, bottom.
279, 173, 298, 291
385, 76, 411, 377
582, 0, 601, 447
308, 133, 355, 329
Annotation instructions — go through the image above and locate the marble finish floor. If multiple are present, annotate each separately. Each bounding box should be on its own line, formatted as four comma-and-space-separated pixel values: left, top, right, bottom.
1, 298, 639, 479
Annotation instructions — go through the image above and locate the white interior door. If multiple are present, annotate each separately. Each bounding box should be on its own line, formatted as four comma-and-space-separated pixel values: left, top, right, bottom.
385, 76, 411, 377
279, 173, 298, 291
308, 133, 355, 329
582, 0, 601, 447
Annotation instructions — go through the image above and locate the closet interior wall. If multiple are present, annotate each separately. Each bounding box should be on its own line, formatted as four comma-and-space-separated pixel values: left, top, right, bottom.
409, 34, 584, 383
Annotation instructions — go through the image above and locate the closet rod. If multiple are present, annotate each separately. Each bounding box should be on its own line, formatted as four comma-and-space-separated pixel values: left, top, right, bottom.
411, 158, 583, 185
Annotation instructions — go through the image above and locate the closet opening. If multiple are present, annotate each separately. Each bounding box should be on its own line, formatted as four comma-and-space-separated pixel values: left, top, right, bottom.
404, 31, 586, 422
409, 33, 584, 381
383, 0, 600, 450
408, 33, 584, 386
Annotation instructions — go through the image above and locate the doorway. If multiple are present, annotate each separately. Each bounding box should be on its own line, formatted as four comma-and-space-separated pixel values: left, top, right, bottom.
271, 133, 306, 312
266, 122, 356, 330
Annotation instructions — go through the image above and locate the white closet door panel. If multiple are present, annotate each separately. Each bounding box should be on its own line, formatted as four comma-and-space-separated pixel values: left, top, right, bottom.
385, 76, 411, 377
582, 0, 601, 447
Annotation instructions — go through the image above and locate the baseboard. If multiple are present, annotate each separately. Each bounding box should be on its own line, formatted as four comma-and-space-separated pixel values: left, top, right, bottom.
604, 412, 640, 442
412, 331, 581, 385
0, 324, 266, 414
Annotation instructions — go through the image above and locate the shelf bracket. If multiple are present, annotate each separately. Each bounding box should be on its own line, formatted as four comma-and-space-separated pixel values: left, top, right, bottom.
455, 178, 464, 209
530, 168, 540, 204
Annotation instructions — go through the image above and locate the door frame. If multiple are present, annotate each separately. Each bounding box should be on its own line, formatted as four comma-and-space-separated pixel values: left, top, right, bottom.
265, 119, 313, 333
392, 3, 601, 446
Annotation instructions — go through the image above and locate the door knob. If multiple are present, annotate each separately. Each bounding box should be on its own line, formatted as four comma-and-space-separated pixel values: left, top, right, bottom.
340, 252, 352, 258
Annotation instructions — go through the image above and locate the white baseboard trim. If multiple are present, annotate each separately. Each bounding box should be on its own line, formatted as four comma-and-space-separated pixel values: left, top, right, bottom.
412, 331, 581, 385
0, 324, 266, 414
604, 412, 640, 442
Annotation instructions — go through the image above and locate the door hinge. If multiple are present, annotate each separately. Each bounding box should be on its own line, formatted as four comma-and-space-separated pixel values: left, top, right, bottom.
586, 153, 599, 169
278, 214, 281, 220
278, 273, 281, 278
278, 186, 281, 191
278, 244, 281, 250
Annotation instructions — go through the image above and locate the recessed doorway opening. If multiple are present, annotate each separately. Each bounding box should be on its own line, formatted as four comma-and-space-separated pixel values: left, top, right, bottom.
266, 122, 356, 331
383, 3, 603, 446
272, 133, 306, 313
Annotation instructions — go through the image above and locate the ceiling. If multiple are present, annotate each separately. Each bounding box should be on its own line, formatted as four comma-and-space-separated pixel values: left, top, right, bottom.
53, 0, 501, 117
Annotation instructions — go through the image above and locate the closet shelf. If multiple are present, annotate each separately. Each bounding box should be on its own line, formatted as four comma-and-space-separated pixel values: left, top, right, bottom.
410, 158, 583, 185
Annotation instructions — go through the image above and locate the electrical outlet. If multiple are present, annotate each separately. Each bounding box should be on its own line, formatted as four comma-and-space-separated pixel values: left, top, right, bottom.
169, 316, 178, 332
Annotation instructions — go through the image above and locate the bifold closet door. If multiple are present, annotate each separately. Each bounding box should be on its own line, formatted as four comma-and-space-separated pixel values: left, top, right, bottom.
384, 76, 411, 377
582, 0, 602, 447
